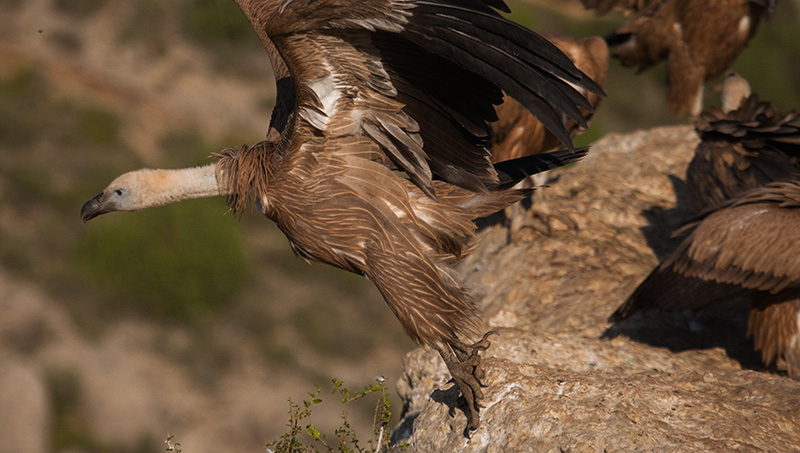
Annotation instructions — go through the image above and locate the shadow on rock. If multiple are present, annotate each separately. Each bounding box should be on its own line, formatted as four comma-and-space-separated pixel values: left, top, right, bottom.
639, 175, 695, 261
603, 298, 769, 374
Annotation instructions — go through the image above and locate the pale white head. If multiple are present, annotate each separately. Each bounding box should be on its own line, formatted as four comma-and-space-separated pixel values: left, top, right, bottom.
721, 72, 752, 114
81, 170, 165, 221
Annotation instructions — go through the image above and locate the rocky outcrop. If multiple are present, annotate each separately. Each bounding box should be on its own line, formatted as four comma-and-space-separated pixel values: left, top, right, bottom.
394, 126, 800, 450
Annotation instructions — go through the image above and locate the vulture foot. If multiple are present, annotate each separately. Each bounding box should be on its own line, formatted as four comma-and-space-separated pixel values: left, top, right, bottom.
436, 331, 497, 436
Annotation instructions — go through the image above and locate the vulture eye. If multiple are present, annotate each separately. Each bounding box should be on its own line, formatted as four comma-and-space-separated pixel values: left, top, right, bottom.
114, 189, 124, 196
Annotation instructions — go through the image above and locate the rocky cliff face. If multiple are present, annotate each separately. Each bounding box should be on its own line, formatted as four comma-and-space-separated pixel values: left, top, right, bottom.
394, 126, 800, 450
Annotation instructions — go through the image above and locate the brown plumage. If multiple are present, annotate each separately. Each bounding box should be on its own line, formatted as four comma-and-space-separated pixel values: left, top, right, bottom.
489, 31, 609, 164
80, 0, 602, 433
580, 0, 659, 15
610, 180, 800, 379
687, 73, 800, 211
600, 0, 776, 115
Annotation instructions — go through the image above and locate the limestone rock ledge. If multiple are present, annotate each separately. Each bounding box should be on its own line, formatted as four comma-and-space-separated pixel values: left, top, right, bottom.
393, 126, 800, 451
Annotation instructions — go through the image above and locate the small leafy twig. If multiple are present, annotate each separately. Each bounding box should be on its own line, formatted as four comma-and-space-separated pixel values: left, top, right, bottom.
165, 434, 182, 452
265, 377, 399, 453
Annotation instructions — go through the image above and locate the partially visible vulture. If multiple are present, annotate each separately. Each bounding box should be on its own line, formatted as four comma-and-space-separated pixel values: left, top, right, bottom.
593, 0, 776, 115
80, 0, 602, 433
489, 31, 608, 234
610, 180, 800, 379
580, 0, 658, 15
687, 73, 800, 212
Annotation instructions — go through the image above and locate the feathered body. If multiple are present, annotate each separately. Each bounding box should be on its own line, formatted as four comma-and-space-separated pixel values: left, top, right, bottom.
597, 0, 776, 115
216, 141, 537, 345
82, 0, 601, 433
611, 181, 800, 378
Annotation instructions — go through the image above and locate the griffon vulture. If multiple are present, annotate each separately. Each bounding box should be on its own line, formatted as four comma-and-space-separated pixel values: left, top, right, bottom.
80, 0, 602, 433
594, 0, 776, 115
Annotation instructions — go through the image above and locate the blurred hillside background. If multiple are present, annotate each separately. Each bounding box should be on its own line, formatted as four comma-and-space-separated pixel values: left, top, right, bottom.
0, 0, 797, 451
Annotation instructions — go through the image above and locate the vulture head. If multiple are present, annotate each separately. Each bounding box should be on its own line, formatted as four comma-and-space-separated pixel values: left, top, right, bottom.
82, 171, 152, 221
721, 72, 752, 114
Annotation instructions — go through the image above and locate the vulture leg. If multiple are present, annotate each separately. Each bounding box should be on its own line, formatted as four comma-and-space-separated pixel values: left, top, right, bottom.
666, 40, 705, 116
435, 331, 496, 434
786, 345, 800, 381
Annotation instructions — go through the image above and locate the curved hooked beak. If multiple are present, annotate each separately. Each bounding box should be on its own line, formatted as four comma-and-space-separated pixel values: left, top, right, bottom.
81, 193, 110, 223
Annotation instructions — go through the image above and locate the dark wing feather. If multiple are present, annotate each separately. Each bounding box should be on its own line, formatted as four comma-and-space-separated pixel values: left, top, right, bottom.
406, 2, 602, 122
696, 95, 800, 161
612, 180, 800, 322
609, 269, 749, 322
492, 147, 589, 190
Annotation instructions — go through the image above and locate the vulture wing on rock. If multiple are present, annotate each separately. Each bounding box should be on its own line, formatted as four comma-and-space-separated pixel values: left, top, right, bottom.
611, 180, 800, 378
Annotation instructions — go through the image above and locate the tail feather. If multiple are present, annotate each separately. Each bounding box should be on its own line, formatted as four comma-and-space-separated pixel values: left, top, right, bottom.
492, 147, 589, 190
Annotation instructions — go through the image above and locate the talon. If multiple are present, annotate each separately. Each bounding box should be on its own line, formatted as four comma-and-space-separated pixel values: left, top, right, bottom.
435, 332, 496, 436
471, 330, 498, 352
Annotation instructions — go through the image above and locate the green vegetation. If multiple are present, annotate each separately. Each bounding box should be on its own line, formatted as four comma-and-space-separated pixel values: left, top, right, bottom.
181, 0, 266, 75
0, 66, 51, 148
731, 2, 800, 111
79, 107, 122, 146
165, 435, 182, 452
76, 197, 248, 320
266, 378, 403, 453
182, 0, 255, 47
46, 368, 92, 451
46, 367, 156, 452
0, 66, 123, 151
52, 0, 107, 18
117, 0, 172, 56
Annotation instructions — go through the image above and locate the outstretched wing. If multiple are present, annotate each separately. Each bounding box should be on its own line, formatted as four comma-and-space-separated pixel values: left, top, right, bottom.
235, 0, 602, 198
611, 180, 800, 322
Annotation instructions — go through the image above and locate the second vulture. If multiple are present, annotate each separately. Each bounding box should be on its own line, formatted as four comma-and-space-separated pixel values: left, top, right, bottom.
588, 0, 777, 115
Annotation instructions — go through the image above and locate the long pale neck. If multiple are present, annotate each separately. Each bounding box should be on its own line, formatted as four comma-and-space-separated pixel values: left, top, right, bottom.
140, 164, 231, 207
